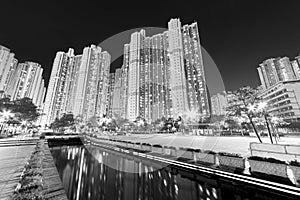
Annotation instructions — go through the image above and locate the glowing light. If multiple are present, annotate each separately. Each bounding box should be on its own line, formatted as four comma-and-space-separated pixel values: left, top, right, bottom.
137, 119, 145, 126
0, 109, 14, 120
184, 110, 200, 122
99, 117, 112, 125
248, 104, 256, 112
257, 102, 267, 110
159, 121, 164, 127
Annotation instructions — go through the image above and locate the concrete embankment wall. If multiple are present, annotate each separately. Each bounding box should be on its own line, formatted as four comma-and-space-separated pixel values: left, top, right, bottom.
250, 142, 300, 162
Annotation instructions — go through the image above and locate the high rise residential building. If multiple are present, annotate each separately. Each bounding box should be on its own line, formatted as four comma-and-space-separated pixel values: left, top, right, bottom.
168, 19, 189, 118
35, 79, 46, 108
127, 29, 146, 121
257, 58, 279, 90
0, 45, 17, 95
72, 45, 110, 121
95, 51, 110, 119
8, 62, 44, 105
0, 44, 45, 108
275, 57, 296, 81
211, 92, 227, 116
258, 56, 300, 90
168, 18, 210, 121
118, 18, 210, 123
106, 73, 115, 118
293, 56, 300, 79
41, 49, 75, 126
181, 21, 210, 120
112, 68, 122, 117
125, 30, 173, 122
5, 59, 19, 98
119, 45, 130, 119
42, 45, 111, 126
142, 32, 172, 122
66, 55, 82, 113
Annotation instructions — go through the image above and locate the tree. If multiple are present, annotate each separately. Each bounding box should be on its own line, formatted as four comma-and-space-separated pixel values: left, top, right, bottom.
226, 86, 262, 143
50, 113, 75, 132
0, 97, 40, 123
13, 98, 40, 122
153, 117, 167, 131
134, 116, 147, 130
87, 116, 99, 128
115, 117, 130, 131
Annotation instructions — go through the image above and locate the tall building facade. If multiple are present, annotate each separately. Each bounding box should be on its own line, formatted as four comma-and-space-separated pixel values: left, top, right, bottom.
258, 56, 300, 90
106, 73, 115, 118
0, 45, 17, 95
41, 45, 111, 126
7, 61, 45, 108
0, 44, 46, 108
118, 18, 210, 123
181, 22, 210, 120
119, 45, 130, 119
125, 30, 173, 122
127, 30, 145, 121
112, 68, 122, 117
168, 19, 189, 118
41, 49, 75, 125
257, 55, 300, 122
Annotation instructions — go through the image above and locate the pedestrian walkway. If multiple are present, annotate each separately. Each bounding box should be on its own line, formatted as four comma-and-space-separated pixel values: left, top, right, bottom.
0, 144, 35, 200
113, 134, 300, 156
41, 142, 68, 200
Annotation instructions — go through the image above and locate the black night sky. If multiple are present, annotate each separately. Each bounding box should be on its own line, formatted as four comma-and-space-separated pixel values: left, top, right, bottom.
2, 0, 300, 91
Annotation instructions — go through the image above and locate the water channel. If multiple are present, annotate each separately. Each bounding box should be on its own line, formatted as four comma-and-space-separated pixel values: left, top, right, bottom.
50, 143, 298, 200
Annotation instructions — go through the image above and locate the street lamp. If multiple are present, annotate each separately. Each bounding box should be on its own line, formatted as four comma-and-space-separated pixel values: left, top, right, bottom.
257, 101, 274, 144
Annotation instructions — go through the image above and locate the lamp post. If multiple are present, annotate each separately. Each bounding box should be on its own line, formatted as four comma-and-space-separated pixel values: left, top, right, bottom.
257, 102, 274, 144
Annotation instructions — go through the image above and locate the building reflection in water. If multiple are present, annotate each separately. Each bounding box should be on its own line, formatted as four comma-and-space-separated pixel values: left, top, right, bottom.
50, 145, 293, 200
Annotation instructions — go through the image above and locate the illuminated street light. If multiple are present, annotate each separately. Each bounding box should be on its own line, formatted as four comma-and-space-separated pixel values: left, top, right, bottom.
257, 102, 267, 111
256, 101, 274, 144
159, 121, 165, 127
137, 119, 145, 126
248, 104, 256, 112
0, 109, 14, 119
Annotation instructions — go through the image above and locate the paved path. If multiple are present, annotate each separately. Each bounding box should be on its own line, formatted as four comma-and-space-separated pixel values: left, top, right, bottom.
111, 135, 300, 156
0, 144, 35, 200
41, 142, 68, 200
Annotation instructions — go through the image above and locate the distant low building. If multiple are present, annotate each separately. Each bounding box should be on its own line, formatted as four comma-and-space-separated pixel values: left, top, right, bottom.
211, 92, 227, 116
258, 80, 300, 122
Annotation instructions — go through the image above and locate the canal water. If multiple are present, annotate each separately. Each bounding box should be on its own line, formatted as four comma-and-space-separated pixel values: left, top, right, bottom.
50, 144, 297, 200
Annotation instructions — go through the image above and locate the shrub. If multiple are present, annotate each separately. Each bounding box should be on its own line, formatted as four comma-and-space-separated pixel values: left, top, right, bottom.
248, 156, 286, 164
218, 152, 242, 158
203, 150, 216, 155
152, 144, 162, 148
290, 160, 300, 167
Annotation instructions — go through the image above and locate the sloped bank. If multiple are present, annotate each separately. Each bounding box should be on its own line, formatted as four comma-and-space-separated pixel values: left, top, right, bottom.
13, 139, 68, 200
85, 135, 300, 186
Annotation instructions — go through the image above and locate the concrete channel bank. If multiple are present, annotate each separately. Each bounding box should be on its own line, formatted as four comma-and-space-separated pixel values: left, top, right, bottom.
84, 135, 300, 188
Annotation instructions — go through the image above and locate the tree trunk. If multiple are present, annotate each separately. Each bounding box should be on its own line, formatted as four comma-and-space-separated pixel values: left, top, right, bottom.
249, 118, 262, 143
264, 115, 273, 144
